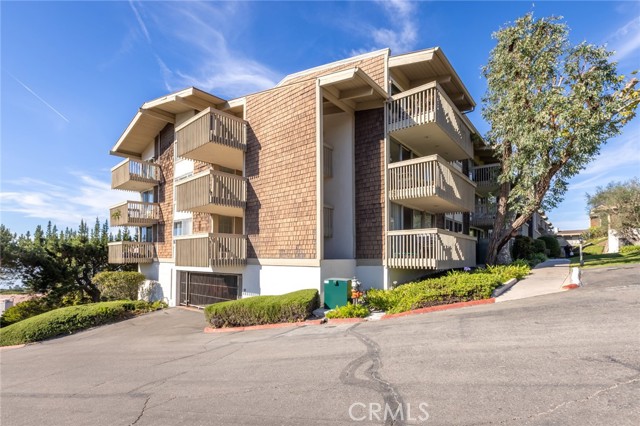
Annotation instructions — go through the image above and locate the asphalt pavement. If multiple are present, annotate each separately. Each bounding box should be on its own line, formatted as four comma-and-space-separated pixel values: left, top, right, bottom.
1, 265, 639, 425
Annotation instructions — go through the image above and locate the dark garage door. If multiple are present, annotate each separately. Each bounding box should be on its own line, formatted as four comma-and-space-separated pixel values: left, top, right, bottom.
178, 272, 240, 307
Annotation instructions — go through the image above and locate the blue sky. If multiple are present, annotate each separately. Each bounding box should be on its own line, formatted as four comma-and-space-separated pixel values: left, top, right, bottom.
1, 1, 639, 235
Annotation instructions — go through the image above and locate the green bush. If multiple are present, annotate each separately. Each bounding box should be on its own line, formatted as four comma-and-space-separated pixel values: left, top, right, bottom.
326, 303, 370, 319
204, 289, 320, 328
366, 289, 401, 312
533, 239, 547, 255
93, 271, 146, 301
512, 236, 535, 260
484, 263, 531, 282
0, 298, 51, 327
619, 245, 640, 254
528, 252, 548, 267
0, 300, 163, 346
537, 236, 561, 258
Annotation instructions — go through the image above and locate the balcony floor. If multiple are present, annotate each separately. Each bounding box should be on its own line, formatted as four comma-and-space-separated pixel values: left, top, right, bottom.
390, 194, 470, 213
179, 143, 243, 171
391, 122, 470, 161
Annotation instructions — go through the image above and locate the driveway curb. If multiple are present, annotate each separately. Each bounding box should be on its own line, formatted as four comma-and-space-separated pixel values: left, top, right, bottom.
381, 298, 496, 320
204, 319, 323, 333
491, 278, 519, 298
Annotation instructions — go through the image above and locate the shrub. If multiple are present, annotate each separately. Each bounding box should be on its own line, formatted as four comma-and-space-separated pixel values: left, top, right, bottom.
326, 303, 370, 319
538, 236, 561, 258
0, 300, 163, 346
93, 271, 146, 301
365, 289, 401, 312
512, 236, 535, 260
528, 252, 548, 267
619, 245, 640, 254
204, 289, 319, 328
484, 263, 531, 282
0, 297, 50, 327
533, 239, 547, 255
583, 244, 605, 255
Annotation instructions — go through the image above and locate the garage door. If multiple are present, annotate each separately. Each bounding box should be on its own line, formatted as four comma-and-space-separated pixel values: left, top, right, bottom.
178, 272, 240, 307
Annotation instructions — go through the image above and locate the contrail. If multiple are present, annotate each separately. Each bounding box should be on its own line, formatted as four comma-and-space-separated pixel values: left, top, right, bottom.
8, 73, 70, 123
129, 0, 151, 43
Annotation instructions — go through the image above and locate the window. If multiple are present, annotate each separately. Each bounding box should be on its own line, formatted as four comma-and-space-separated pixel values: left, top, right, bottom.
324, 206, 333, 238
218, 216, 234, 234
141, 190, 154, 203
173, 219, 192, 236
141, 226, 154, 242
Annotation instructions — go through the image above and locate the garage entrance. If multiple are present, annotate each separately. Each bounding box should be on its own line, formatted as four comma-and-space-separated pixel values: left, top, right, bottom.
177, 272, 240, 308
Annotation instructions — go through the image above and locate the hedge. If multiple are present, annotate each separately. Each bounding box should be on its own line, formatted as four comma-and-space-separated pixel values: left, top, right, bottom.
0, 297, 51, 327
93, 271, 146, 301
204, 289, 319, 328
0, 300, 164, 346
619, 245, 640, 254
538, 235, 561, 258
366, 263, 531, 314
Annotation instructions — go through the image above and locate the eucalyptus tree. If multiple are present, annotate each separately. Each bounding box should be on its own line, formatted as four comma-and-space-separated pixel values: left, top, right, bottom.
481, 13, 639, 264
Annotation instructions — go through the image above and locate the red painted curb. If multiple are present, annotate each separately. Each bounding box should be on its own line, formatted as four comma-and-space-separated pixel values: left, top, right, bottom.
381, 298, 496, 320
327, 317, 366, 324
204, 319, 323, 333
562, 284, 580, 290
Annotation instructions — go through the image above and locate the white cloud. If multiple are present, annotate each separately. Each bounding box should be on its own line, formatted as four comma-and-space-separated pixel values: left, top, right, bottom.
0, 173, 124, 229
352, 0, 419, 55
134, 1, 279, 98
609, 16, 640, 61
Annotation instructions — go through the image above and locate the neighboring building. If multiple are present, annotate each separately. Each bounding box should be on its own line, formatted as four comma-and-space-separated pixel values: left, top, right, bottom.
108, 47, 493, 307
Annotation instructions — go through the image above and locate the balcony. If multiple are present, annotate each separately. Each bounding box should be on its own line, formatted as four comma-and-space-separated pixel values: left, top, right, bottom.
387, 82, 473, 161
470, 204, 497, 228
111, 158, 160, 192
175, 107, 246, 170
470, 163, 500, 195
109, 201, 160, 227
175, 233, 247, 268
108, 241, 154, 264
387, 229, 476, 270
175, 170, 246, 216
388, 155, 476, 213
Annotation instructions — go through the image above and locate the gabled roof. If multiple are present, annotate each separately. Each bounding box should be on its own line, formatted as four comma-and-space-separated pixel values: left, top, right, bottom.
389, 47, 475, 112
111, 87, 226, 157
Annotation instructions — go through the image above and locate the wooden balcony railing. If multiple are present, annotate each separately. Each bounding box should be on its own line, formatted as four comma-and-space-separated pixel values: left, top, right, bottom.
109, 201, 160, 227
388, 154, 476, 213
108, 241, 154, 264
470, 204, 497, 228
175, 170, 246, 215
387, 229, 476, 270
387, 82, 473, 159
175, 107, 246, 167
470, 163, 501, 192
111, 158, 160, 192
175, 233, 247, 268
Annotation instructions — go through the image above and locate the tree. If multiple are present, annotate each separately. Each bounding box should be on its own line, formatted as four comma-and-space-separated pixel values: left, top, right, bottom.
481, 13, 639, 264
587, 177, 640, 242
0, 220, 134, 302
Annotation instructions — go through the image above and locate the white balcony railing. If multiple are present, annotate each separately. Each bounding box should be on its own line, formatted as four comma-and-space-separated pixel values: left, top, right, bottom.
387, 82, 473, 158
175, 233, 247, 268
388, 155, 476, 212
387, 228, 476, 270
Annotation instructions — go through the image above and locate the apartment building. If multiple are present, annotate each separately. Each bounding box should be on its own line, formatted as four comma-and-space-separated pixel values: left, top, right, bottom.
108, 47, 487, 307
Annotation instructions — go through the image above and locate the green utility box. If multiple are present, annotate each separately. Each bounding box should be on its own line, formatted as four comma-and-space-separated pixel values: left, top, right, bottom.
323, 278, 352, 309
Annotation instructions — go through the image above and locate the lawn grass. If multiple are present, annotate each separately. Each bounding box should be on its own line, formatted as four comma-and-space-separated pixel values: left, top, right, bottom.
570, 250, 640, 268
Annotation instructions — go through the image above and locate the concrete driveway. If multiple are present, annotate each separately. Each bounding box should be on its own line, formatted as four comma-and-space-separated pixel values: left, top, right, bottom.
2, 265, 639, 425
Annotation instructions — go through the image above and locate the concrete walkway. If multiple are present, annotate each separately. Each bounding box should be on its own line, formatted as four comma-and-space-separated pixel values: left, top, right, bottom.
496, 258, 572, 302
